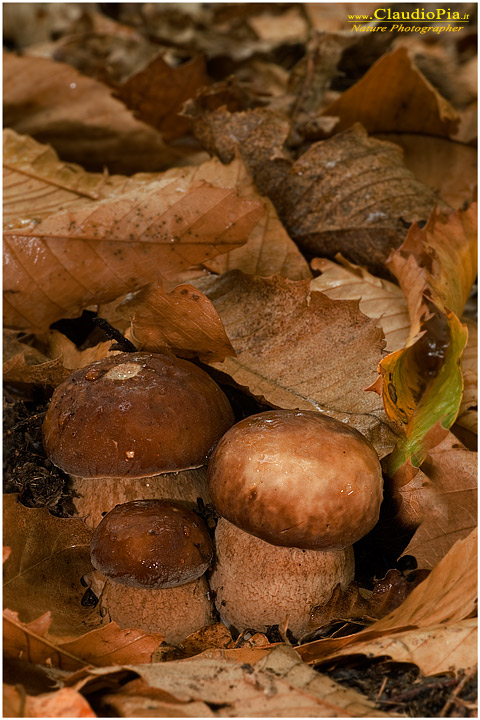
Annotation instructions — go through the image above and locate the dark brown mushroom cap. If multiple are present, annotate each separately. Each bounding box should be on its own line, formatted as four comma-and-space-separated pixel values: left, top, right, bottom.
207, 409, 383, 550
90, 499, 214, 588
42, 352, 234, 478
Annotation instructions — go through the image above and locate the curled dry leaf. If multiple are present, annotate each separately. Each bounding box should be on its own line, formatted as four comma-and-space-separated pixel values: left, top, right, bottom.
457, 317, 477, 435
277, 125, 438, 274
375, 133, 478, 209
311, 256, 409, 353
79, 644, 391, 717
3, 685, 97, 719
377, 204, 477, 476
321, 619, 477, 679
297, 527, 477, 665
3, 53, 181, 173
121, 282, 235, 363
115, 54, 207, 140
4, 176, 264, 332
393, 433, 477, 568
323, 46, 459, 137
195, 270, 398, 457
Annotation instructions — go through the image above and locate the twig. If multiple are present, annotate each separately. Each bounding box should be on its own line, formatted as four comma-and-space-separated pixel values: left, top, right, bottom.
388, 677, 457, 703
439, 666, 477, 717
92, 317, 137, 352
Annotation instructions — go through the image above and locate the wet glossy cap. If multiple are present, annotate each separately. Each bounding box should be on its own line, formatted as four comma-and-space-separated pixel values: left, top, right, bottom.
90, 499, 214, 588
43, 352, 234, 478
207, 409, 383, 550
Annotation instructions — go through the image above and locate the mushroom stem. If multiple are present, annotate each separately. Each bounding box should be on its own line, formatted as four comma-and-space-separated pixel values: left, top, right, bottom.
71, 467, 211, 528
211, 518, 355, 640
96, 573, 214, 645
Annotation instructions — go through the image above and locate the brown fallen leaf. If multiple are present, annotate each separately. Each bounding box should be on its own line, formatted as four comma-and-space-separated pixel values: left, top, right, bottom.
3, 495, 95, 636
297, 527, 477, 665
194, 270, 398, 457
393, 433, 477, 568
99, 678, 214, 718
323, 46, 459, 138
4, 176, 264, 332
3, 683, 97, 718
375, 133, 478, 209
121, 282, 235, 363
162, 155, 311, 281
276, 124, 438, 274
3, 610, 163, 672
78, 644, 391, 717
115, 54, 207, 140
325, 618, 477, 678
311, 256, 409, 353
457, 317, 477, 435
3, 52, 181, 173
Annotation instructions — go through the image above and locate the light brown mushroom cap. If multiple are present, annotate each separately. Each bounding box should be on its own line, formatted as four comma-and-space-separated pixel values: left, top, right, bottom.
43, 352, 234, 478
208, 409, 383, 549
211, 518, 354, 638
90, 500, 213, 589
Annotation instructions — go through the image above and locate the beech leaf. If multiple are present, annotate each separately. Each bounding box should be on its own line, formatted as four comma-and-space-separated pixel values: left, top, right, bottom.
394, 433, 477, 568
195, 271, 398, 457
377, 204, 477, 476
323, 46, 460, 137
121, 282, 235, 363
4, 177, 264, 332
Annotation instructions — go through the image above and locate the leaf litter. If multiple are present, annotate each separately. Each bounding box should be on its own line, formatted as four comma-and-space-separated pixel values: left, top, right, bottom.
2, 3, 477, 717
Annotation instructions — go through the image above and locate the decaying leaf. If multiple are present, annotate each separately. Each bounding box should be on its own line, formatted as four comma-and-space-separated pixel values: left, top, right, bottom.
3, 610, 164, 672
3, 52, 182, 173
322, 618, 477, 678
3, 495, 96, 635
323, 47, 460, 137
393, 433, 477, 568
4, 175, 264, 332
311, 256, 409, 353
297, 527, 477, 665
78, 644, 391, 717
121, 282, 235, 363
115, 54, 207, 140
3, 684, 97, 719
194, 271, 398, 457
457, 317, 477, 435
377, 204, 477, 476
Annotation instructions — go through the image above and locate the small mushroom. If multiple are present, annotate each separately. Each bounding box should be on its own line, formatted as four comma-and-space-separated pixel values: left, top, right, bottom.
90, 499, 214, 643
207, 409, 383, 638
42, 352, 234, 525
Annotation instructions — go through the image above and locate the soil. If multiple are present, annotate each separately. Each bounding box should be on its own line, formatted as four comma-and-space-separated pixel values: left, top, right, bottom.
3, 354, 478, 718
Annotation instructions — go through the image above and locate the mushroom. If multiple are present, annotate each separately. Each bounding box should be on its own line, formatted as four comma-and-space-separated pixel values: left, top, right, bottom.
42, 352, 234, 526
90, 499, 214, 643
207, 409, 383, 638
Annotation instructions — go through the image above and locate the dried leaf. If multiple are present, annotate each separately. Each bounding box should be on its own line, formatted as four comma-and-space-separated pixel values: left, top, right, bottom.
276, 125, 438, 274
47, 331, 115, 372
81, 644, 391, 717
457, 317, 477, 434
311, 256, 409, 352
375, 133, 478, 209
24, 687, 97, 718
395, 433, 477, 568
3, 495, 95, 636
324, 618, 477, 678
99, 678, 214, 718
4, 176, 264, 332
3, 351, 70, 388
323, 47, 459, 137
377, 204, 477, 476
3, 610, 163, 672
162, 155, 311, 280
116, 54, 207, 140
121, 282, 235, 362
195, 271, 398, 457
3, 52, 181, 173
298, 528, 477, 665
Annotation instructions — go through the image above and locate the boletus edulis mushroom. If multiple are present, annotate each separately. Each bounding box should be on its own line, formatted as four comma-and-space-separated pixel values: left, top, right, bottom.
90, 499, 214, 643
207, 409, 383, 639
42, 352, 234, 525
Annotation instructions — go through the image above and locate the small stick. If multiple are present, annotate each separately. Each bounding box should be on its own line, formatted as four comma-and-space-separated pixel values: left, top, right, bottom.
439, 666, 477, 718
92, 317, 137, 353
